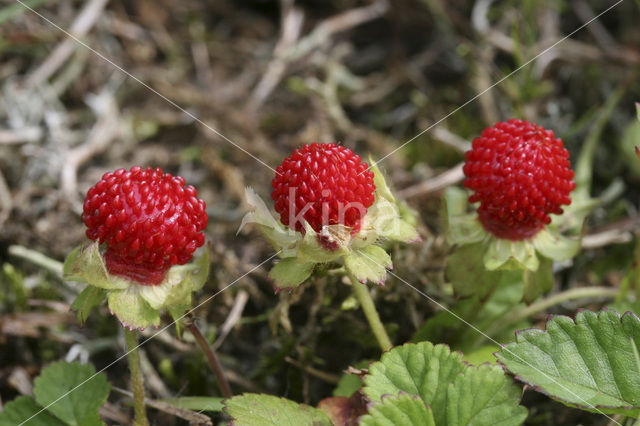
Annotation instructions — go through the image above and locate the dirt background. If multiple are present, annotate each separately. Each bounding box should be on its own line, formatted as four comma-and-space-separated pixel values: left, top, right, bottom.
1, 0, 640, 424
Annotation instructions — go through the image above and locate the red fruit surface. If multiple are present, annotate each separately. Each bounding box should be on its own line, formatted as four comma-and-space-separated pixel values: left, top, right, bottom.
463, 119, 575, 240
82, 167, 208, 285
271, 143, 376, 234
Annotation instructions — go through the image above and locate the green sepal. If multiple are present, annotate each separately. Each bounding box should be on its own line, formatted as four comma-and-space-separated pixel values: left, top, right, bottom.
268, 258, 315, 289
297, 223, 348, 263
168, 304, 189, 337
443, 187, 488, 246
484, 238, 539, 271
71, 286, 107, 326
63, 242, 129, 290
344, 245, 392, 285
522, 257, 554, 303
532, 227, 580, 262
108, 286, 161, 330
138, 247, 209, 310
369, 157, 396, 203
240, 187, 299, 256
367, 198, 419, 243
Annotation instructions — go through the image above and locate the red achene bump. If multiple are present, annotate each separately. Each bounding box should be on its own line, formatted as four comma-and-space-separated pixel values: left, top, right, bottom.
271, 143, 375, 234
82, 167, 208, 285
463, 119, 575, 240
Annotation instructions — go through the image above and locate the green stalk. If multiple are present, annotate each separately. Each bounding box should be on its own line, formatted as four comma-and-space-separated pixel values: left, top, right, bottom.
349, 273, 392, 352
124, 328, 150, 426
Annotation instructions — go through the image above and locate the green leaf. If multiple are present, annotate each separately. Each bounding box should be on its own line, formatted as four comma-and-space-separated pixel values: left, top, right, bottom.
70, 286, 107, 325
522, 257, 553, 303
33, 361, 110, 426
360, 394, 435, 426
363, 342, 465, 425
108, 287, 161, 330
447, 364, 527, 426
63, 243, 129, 290
463, 345, 499, 366
531, 228, 580, 262
0, 396, 66, 426
344, 245, 392, 285
268, 258, 315, 289
497, 310, 640, 415
484, 238, 538, 271
159, 396, 223, 412
224, 393, 332, 426
442, 187, 488, 245
446, 243, 503, 299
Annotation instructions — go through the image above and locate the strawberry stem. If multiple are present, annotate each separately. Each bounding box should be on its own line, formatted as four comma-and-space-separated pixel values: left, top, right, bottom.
185, 314, 233, 399
349, 273, 392, 352
124, 328, 150, 426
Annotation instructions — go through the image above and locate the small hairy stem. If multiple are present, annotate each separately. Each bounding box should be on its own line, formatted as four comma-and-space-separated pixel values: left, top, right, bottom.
124, 328, 149, 426
185, 316, 233, 399
349, 274, 392, 352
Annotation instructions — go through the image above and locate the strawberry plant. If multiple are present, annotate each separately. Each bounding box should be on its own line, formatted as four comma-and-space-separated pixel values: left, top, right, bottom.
2, 2, 640, 425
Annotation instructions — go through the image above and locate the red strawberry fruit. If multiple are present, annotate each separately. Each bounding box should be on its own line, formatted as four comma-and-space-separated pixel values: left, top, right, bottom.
82, 166, 208, 285
271, 143, 376, 235
463, 119, 575, 240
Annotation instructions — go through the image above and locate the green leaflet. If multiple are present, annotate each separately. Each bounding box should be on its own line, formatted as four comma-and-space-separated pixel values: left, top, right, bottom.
446, 365, 528, 426
497, 310, 640, 415
268, 258, 315, 289
364, 342, 527, 425
0, 396, 66, 426
360, 394, 435, 426
0, 362, 110, 426
224, 393, 332, 426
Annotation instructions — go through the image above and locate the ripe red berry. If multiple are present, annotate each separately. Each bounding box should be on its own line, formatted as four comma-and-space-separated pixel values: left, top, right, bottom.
82, 167, 208, 285
463, 119, 575, 240
271, 143, 376, 235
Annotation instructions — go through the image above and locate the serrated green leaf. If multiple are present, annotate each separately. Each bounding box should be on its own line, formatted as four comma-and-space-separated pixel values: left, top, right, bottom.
224, 393, 332, 426
33, 361, 110, 426
497, 310, 640, 415
70, 286, 107, 325
522, 257, 553, 303
446, 243, 502, 299
0, 396, 66, 426
268, 258, 315, 289
159, 396, 223, 412
484, 238, 538, 271
447, 364, 527, 426
63, 243, 129, 290
363, 342, 465, 425
531, 228, 580, 262
344, 245, 391, 285
108, 286, 160, 329
360, 394, 435, 426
